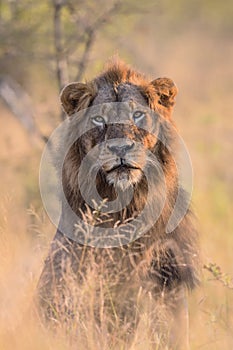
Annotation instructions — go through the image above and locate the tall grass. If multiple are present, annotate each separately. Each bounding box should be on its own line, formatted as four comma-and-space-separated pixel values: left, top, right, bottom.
0, 198, 233, 350
0, 24, 232, 349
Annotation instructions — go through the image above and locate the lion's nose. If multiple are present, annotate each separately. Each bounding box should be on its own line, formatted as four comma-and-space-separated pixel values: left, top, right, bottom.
108, 142, 134, 157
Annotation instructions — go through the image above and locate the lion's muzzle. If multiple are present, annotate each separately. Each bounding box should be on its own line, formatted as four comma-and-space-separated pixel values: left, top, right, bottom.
107, 141, 135, 158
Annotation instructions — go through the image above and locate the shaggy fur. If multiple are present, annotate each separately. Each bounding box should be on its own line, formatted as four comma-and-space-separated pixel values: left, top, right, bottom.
37, 61, 199, 348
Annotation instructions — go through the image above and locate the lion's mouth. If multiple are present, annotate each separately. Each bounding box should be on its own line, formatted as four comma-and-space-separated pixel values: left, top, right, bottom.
106, 163, 141, 174
103, 160, 142, 190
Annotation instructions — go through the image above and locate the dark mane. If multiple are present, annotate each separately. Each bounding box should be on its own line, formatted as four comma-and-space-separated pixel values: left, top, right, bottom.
37, 60, 200, 347
59, 61, 199, 290
95, 60, 148, 86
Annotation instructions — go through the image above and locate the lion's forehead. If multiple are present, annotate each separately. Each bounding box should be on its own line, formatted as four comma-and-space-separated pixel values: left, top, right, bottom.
92, 82, 148, 107
92, 84, 117, 105
116, 83, 147, 106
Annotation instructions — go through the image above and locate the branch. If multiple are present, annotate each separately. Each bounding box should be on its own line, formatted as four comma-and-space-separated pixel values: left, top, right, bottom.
204, 263, 233, 290
0, 76, 47, 144
75, 29, 95, 81
74, 1, 123, 81
53, 0, 69, 89
52, 0, 69, 119
91, 1, 122, 31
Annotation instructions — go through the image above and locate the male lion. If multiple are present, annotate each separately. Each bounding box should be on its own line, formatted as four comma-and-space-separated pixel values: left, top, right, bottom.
37, 61, 199, 349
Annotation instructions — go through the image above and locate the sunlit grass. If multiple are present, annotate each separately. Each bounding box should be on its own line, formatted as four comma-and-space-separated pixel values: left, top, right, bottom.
0, 197, 233, 349
0, 114, 233, 349
0, 27, 233, 348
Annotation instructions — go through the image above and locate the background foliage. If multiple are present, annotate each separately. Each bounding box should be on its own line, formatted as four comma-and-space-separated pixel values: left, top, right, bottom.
0, 0, 232, 349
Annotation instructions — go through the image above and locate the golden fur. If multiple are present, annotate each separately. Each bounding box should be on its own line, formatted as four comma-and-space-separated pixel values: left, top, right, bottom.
37, 60, 199, 348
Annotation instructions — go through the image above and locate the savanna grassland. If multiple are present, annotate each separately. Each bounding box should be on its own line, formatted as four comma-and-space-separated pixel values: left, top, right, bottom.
0, 1, 233, 349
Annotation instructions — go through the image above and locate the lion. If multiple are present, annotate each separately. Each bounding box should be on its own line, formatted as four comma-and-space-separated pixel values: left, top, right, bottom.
37, 60, 199, 349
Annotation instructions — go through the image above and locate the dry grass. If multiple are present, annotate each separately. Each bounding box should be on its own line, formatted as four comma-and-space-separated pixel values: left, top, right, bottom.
0, 24, 233, 349
0, 203, 174, 350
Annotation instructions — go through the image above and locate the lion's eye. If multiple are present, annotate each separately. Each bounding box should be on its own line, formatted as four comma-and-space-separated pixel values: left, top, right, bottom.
133, 111, 145, 123
91, 115, 105, 127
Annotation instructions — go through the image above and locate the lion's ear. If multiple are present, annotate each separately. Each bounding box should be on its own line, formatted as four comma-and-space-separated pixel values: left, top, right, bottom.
150, 78, 178, 109
60, 82, 97, 116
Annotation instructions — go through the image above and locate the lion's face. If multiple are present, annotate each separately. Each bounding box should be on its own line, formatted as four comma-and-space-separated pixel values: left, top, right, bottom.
83, 97, 159, 190
60, 63, 178, 192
